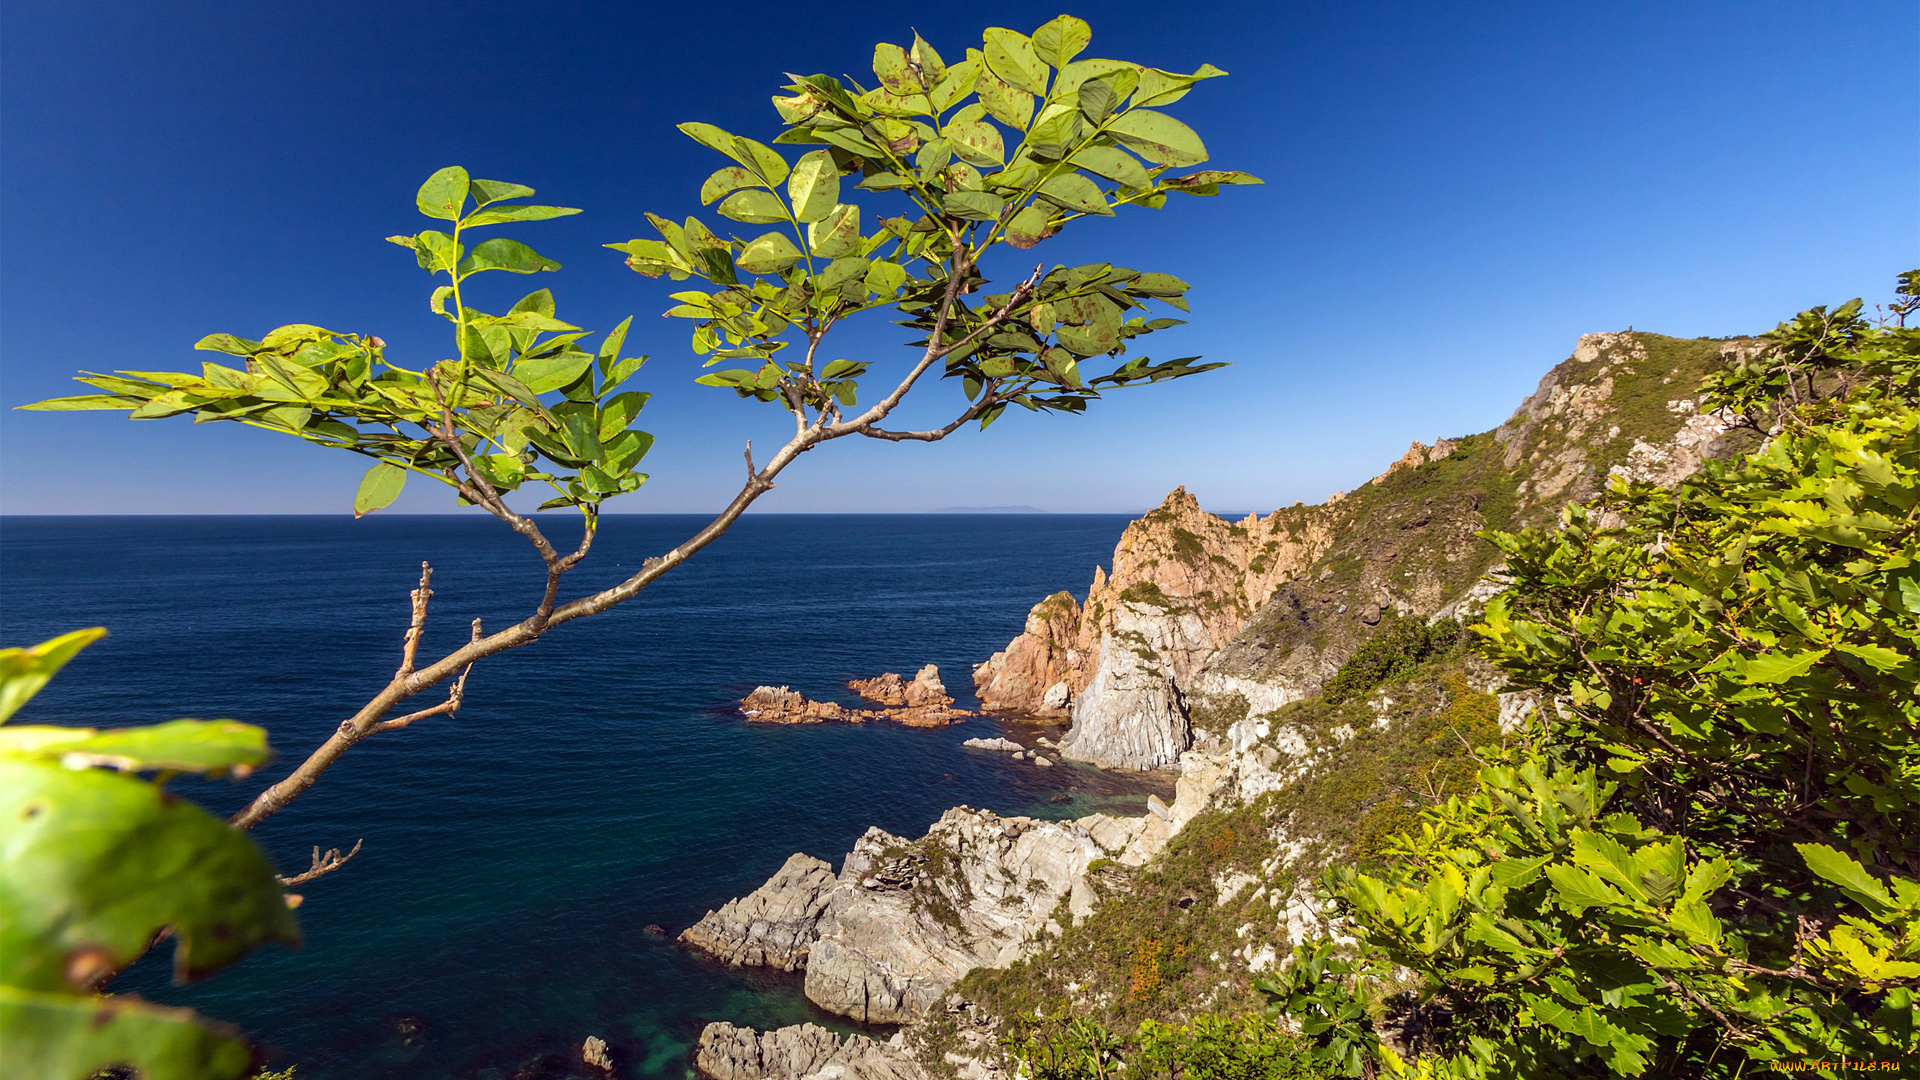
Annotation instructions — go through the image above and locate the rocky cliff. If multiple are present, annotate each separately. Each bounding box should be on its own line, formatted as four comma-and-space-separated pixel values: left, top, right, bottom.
692, 330, 1763, 1079
681, 806, 1159, 1028
975, 332, 1758, 769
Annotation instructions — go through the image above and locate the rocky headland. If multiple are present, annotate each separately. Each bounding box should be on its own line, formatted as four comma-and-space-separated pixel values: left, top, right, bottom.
690, 332, 1763, 1079
740, 666, 971, 727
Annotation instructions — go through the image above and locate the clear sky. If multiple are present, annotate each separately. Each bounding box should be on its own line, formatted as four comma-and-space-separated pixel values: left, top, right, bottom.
2, 1, 1914, 516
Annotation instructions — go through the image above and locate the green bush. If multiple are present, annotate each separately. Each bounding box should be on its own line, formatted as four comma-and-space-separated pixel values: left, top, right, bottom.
1275, 274, 1920, 1078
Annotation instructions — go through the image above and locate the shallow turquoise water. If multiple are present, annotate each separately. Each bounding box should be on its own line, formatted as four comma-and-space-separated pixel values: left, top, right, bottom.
0, 514, 1156, 1079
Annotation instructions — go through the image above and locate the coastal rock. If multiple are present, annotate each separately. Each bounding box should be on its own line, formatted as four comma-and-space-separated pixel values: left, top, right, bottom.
852, 665, 955, 708
961, 737, 1024, 754
694, 1022, 928, 1080
1058, 632, 1191, 771
741, 686, 846, 724
693, 807, 1149, 1027
583, 1036, 613, 1073
678, 853, 837, 971
743, 675, 971, 728
803, 808, 1120, 1023
973, 592, 1081, 716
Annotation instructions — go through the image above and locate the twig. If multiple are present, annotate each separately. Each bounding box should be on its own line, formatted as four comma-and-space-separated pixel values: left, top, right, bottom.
278, 839, 364, 886
369, 663, 472, 733
397, 562, 433, 679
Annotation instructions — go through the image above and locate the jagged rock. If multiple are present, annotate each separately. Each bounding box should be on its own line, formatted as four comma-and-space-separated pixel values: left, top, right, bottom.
743, 675, 970, 728
741, 686, 846, 724
694, 1022, 929, 1080
582, 1035, 613, 1072
1058, 633, 1191, 771
961, 737, 1024, 754
690, 807, 1145, 1026
678, 853, 837, 971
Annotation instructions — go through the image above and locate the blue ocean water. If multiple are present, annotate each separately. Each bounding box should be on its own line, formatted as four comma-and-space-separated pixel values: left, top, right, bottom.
0, 514, 1158, 1080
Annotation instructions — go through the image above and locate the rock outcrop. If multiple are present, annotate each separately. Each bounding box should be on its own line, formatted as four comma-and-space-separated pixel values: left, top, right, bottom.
683, 807, 1150, 1027
583, 1035, 613, 1073
742, 667, 970, 727
679, 853, 838, 971
741, 686, 851, 724
695, 1023, 928, 1080
977, 332, 1757, 771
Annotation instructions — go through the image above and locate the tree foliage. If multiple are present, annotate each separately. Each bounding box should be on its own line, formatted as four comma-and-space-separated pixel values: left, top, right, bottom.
9, 15, 1253, 1077
1273, 275, 1920, 1077
0, 630, 297, 1080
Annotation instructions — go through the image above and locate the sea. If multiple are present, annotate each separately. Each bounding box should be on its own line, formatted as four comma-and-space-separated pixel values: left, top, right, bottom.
0, 514, 1162, 1080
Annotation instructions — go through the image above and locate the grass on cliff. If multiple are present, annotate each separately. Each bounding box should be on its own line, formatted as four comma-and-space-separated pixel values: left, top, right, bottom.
960, 648, 1505, 1034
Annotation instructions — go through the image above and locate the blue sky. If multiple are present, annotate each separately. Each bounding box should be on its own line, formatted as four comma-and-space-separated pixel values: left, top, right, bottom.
3, 0, 1914, 515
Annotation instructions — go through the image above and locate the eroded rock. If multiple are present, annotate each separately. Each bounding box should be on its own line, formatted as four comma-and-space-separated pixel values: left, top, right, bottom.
694, 1022, 928, 1080
678, 853, 837, 971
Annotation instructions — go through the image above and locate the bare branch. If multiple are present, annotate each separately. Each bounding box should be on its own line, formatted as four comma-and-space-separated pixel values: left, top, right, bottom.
858, 393, 998, 442
228, 239, 1036, 834
820, 263, 1042, 440
396, 562, 433, 679
369, 663, 471, 734
277, 838, 364, 887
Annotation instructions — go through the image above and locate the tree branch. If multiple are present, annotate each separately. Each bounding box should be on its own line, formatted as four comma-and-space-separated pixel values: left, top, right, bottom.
228, 244, 1037, 834
277, 839, 364, 887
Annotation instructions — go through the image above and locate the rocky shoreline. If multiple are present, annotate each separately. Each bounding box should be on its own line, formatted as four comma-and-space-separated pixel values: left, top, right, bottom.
742, 665, 971, 727
684, 332, 1759, 1080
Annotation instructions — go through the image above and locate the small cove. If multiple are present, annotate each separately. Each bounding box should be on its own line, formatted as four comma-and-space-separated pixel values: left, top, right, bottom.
0, 513, 1168, 1079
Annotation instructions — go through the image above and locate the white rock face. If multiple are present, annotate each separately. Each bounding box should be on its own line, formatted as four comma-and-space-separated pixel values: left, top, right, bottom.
1059, 631, 1191, 771
960, 737, 1024, 754
678, 853, 837, 971
694, 1022, 928, 1080
803, 808, 1121, 1023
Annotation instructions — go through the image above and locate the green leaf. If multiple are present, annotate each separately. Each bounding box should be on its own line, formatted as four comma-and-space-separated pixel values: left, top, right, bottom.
945, 117, 1005, 168
945, 190, 1007, 222
1004, 205, 1054, 249
461, 204, 581, 228
1544, 863, 1624, 914
1798, 843, 1898, 916
459, 238, 561, 276
468, 178, 536, 205
1037, 174, 1111, 215
1072, 146, 1150, 189
787, 149, 841, 224
598, 391, 651, 441
1031, 15, 1092, 67
0, 629, 106, 724
873, 42, 919, 94
192, 334, 262, 357
353, 461, 407, 517
0, 987, 256, 1080
1129, 272, 1190, 297
977, 69, 1034, 129
808, 204, 862, 259
736, 232, 804, 275
865, 260, 908, 296
0, 756, 299, 992
1743, 648, 1827, 683
597, 316, 634, 375
513, 350, 595, 394
1133, 63, 1226, 108
910, 33, 947, 85
1107, 109, 1209, 166
602, 428, 654, 473
416, 166, 470, 221
718, 189, 790, 224
983, 27, 1048, 95
701, 166, 759, 205
0, 719, 268, 775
